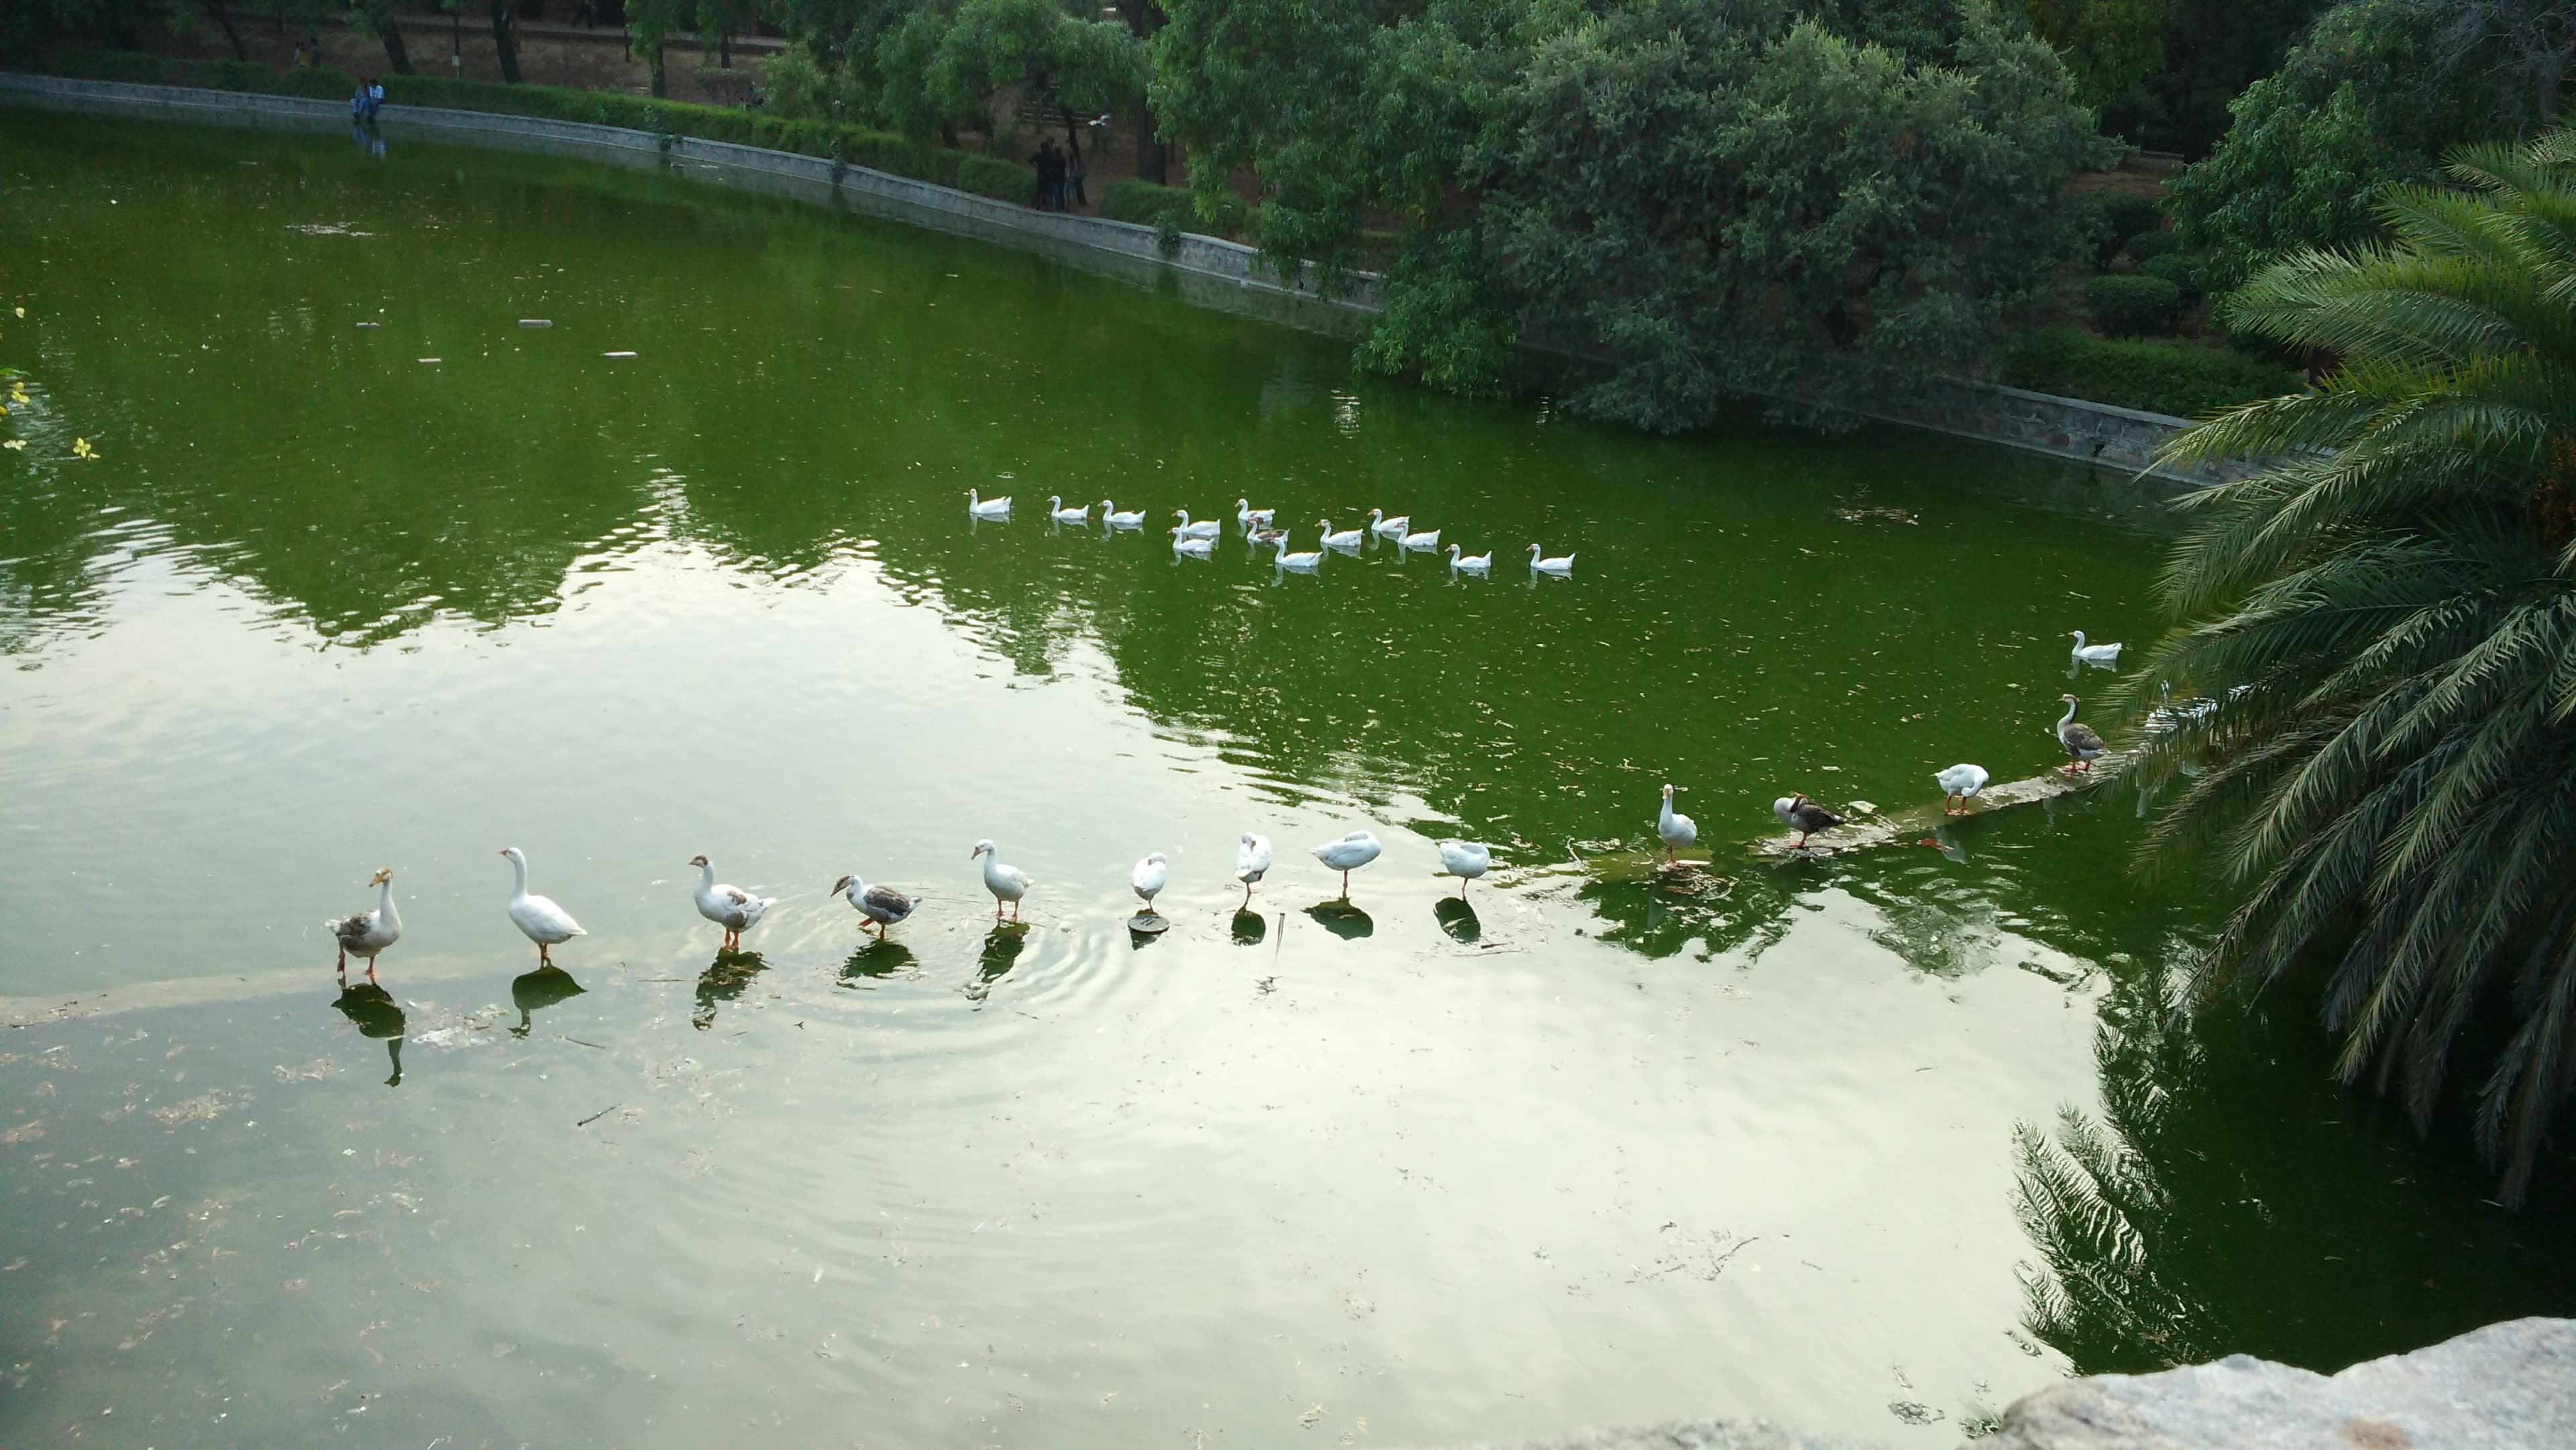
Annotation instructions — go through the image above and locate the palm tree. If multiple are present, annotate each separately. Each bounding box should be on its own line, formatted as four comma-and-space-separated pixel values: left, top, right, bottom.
2134, 129, 2576, 1205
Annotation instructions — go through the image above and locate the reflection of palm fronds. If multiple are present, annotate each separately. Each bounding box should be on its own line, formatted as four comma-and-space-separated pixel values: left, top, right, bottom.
2010, 1105, 2211, 1371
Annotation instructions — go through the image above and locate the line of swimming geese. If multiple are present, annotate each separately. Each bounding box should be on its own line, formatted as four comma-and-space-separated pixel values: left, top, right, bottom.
964, 490, 1576, 576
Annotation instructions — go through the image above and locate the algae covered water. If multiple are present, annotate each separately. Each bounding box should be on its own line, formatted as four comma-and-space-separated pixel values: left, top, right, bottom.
1, 109, 2570, 1447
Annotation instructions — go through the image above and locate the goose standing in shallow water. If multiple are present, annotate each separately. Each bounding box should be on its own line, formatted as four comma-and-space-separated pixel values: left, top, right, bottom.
971, 839, 1032, 920
830, 873, 918, 939
328, 868, 402, 984
1934, 764, 1990, 815
1311, 830, 1383, 896
1318, 519, 1364, 551
2056, 694, 2107, 772
1172, 527, 1216, 559
1367, 509, 1410, 539
1132, 852, 1169, 911
690, 854, 774, 952
1528, 544, 1575, 576
1656, 784, 1696, 862
2070, 630, 2123, 666
1438, 839, 1491, 898
1773, 795, 1843, 849
500, 847, 585, 965
1101, 501, 1147, 529
1446, 544, 1490, 575
1173, 509, 1223, 540
1048, 496, 1091, 525
1235, 832, 1273, 907
967, 488, 1012, 519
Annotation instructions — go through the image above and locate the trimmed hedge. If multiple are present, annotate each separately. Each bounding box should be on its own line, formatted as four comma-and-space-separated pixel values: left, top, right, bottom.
2123, 227, 2181, 263
2139, 250, 2210, 303
2098, 193, 2163, 245
2086, 273, 2184, 338
1099, 176, 1250, 241
1999, 328, 2301, 418
29, 50, 1035, 207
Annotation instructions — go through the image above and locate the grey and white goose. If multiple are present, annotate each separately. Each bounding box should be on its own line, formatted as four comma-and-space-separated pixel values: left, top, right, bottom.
2056, 694, 2108, 772
329, 868, 402, 983
1773, 794, 1843, 849
831, 872, 920, 939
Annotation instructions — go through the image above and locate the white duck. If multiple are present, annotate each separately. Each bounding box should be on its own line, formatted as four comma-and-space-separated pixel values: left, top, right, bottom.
1438, 839, 1492, 898
1934, 764, 1991, 815
1401, 527, 1441, 552
968, 488, 1012, 519
1528, 544, 1575, 576
327, 867, 402, 984
1172, 527, 1216, 558
500, 846, 585, 966
1317, 519, 1364, 551
1656, 784, 1696, 862
1367, 509, 1409, 539
1048, 496, 1091, 525
1234, 831, 1273, 907
1446, 545, 1491, 575
1311, 830, 1383, 896
1236, 499, 1276, 529
1101, 501, 1147, 529
830, 872, 920, 939
1131, 851, 1169, 911
1275, 538, 1324, 572
2070, 630, 2123, 666
1173, 509, 1223, 540
690, 853, 774, 952
970, 839, 1032, 921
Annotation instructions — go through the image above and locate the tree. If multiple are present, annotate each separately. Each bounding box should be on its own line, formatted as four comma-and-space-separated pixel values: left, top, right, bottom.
875, 0, 1148, 150
2025, 0, 2169, 111
2134, 130, 2576, 1205
490, 0, 521, 83
346, 0, 418, 75
630, 0, 690, 95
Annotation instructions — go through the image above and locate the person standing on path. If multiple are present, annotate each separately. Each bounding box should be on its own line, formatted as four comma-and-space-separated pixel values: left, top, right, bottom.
1065, 144, 1087, 210
1031, 138, 1066, 211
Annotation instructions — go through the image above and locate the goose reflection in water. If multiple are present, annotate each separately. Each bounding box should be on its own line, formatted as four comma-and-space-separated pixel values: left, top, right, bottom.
962, 923, 1027, 1003
509, 965, 586, 1038
1434, 896, 1481, 944
692, 951, 767, 1031
1231, 909, 1269, 947
331, 982, 407, 1086
1305, 900, 1375, 940
838, 939, 920, 985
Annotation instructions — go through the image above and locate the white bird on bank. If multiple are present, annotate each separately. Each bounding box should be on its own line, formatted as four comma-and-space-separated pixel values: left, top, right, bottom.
1236, 499, 1276, 529
1318, 519, 1364, 551
968, 488, 1012, 519
1528, 544, 1575, 576
1102, 501, 1147, 529
1367, 509, 1409, 539
1172, 527, 1216, 558
1311, 830, 1383, 896
1935, 764, 1991, 815
1401, 527, 1442, 552
1656, 784, 1696, 862
1048, 496, 1091, 525
1131, 852, 1169, 911
830, 872, 920, 939
500, 846, 585, 966
1446, 544, 1491, 575
970, 839, 1032, 921
1235, 832, 1273, 907
1173, 509, 1223, 540
2070, 630, 2123, 666
327, 868, 402, 984
1438, 839, 1492, 898
689, 853, 774, 952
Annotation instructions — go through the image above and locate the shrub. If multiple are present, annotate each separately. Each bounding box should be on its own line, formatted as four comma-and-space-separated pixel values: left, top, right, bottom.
1100, 177, 1250, 240
2086, 272, 2184, 337
954, 152, 1036, 206
1998, 327, 2302, 417
2098, 192, 2163, 245
2123, 227, 2180, 263
2139, 250, 2209, 303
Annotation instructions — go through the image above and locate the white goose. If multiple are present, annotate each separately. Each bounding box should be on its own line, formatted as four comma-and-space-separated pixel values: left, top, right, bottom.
1934, 764, 1990, 815
327, 868, 402, 984
1048, 496, 1091, 525
1401, 527, 1442, 552
1446, 544, 1491, 575
1131, 852, 1169, 911
1367, 509, 1409, 539
1173, 509, 1223, 540
1275, 537, 1324, 572
1236, 499, 1276, 529
968, 488, 1012, 519
1438, 839, 1492, 898
1172, 527, 1216, 559
970, 839, 1032, 920
1101, 501, 1147, 529
500, 847, 585, 966
690, 853, 774, 953
1528, 544, 1575, 576
1311, 830, 1383, 896
1317, 519, 1364, 551
2070, 630, 2123, 666
1234, 832, 1273, 907
1656, 784, 1696, 862
830, 872, 919, 939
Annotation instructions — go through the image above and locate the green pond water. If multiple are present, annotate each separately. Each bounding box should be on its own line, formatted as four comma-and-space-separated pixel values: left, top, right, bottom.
2, 108, 2571, 1449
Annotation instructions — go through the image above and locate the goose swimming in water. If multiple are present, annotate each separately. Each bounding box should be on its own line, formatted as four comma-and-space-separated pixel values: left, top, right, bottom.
970, 839, 1032, 921
1773, 795, 1843, 849
1446, 544, 1491, 575
1132, 852, 1169, 911
1934, 764, 1990, 815
2056, 694, 2107, 772
1275, 538, 1324, 572
968, 488, 1012, 519
830, 873, 920, 939
2070, 630, 2123, 666
1172, 527, 1216, 558
500, 847, 585, 966
689, 855, 773, 952
1235, 832, 1273, 907
1367, 509, 1409, 539
1101, 501, 1147, 529
1248, 527, 1289, 549
1401, 527, 1442, 552
1438, 839, 1491, 898
1311, 831, 1383, 896
1318, 519, 1364, 551
1173, 509, 1224, 541
1528, 544, 1575, 576
328, 868, 402, 984
1656, 784, 1696, 862
1048, 496, 1091, 525
1236, 499, 1277, 529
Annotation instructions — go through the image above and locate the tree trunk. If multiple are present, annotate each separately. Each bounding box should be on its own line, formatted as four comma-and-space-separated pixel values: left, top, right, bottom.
1136, 103, 1167, 185
648, 44, 667, 97
490, 1, 522, 84
201, 0, 250, 60
380, 23, 415, 76
718, 33, 731, 67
